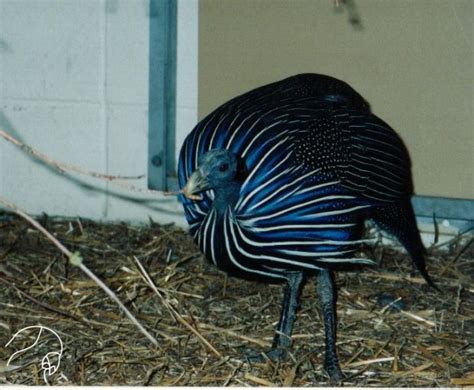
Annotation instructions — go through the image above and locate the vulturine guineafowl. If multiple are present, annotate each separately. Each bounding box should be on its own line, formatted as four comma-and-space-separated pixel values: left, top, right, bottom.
177, 73, 437, 381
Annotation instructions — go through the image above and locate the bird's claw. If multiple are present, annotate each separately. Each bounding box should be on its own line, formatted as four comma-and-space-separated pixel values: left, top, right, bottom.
245, 348, 287, 363
325, 363, 344, 383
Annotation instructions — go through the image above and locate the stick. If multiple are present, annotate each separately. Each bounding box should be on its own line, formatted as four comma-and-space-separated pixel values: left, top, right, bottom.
133, 256, 221, 358
363, 272, 474, 293
0, 277, 83, 322
0, 129, 142, 181
197, 323, 271, 348
0, 128, 179, 197
244, 373, 276, 387
345, 356, 395, 368
0, 196, 159, 347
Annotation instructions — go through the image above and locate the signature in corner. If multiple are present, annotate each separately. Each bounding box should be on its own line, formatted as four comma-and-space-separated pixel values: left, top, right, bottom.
4, 325, 64, 384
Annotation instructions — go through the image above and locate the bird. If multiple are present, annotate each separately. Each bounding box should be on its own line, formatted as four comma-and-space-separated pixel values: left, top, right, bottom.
177, 73, 437, 381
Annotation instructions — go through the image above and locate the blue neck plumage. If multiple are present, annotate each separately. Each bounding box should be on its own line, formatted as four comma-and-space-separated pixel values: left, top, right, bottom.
212, 180, 242, 217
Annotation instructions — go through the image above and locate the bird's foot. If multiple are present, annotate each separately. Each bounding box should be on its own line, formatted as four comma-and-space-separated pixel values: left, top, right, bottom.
324, 362, 344, 383
245, 347, 287, 363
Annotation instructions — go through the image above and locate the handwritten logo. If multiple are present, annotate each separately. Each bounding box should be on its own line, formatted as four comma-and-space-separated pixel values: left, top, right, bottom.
5, 325, 64, 384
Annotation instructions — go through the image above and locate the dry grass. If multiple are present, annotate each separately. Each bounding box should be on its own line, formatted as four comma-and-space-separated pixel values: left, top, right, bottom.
0, 213, 473, 386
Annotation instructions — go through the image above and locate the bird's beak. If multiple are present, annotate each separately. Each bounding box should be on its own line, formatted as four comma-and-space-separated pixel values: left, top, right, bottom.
183, 169, 210, 201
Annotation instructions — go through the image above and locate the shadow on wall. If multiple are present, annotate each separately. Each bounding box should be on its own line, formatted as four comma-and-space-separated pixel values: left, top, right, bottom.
0, 112, 182, 217
335, 0, 363, 30
104, 0, 150, 17
0, 38, 13, 53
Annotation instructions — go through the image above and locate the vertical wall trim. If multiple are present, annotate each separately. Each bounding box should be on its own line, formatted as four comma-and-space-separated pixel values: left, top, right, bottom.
148, 0, 177, 190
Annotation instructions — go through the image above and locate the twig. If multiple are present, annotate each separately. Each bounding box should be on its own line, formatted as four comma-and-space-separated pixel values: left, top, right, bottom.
0, 128, 142, 181
398, 309, 436, 328
133, 256, 222, 358
0, 277, 82, 322
438, 238, 474, 277
451, 373, 474, 386
396, 361, 434, 376
0, 196, 159, 347
364, 271, 474, 293
455, 284, 463, 315
434, 228, 474, 249
244, 373, 276, 387
222, 361, 243, 386
415, 343, 448, 369
0, 128, 179, 197
345, 356, 395, 368
197, 323, 271, 348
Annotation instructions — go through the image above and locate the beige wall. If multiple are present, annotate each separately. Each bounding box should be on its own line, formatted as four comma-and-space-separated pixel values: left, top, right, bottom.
199, 0, 473, 199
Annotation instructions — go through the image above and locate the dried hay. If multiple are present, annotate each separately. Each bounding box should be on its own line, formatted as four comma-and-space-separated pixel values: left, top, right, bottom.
0, 213, 473, 386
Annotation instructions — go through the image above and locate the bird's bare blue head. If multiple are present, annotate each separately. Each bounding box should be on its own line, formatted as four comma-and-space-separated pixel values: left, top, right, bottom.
183, 149, 244, 208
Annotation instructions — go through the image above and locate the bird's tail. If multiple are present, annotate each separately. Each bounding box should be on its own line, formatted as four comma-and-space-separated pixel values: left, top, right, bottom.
372, 200, 439, 290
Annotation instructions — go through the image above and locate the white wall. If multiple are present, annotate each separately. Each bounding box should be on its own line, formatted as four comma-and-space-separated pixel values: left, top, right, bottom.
0, 0, 198, 226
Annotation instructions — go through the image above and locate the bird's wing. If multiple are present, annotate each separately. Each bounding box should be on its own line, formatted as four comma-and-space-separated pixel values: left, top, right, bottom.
292, 110, 414, 203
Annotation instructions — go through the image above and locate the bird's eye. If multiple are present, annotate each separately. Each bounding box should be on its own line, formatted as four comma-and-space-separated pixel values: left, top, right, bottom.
219, 163, 229, 172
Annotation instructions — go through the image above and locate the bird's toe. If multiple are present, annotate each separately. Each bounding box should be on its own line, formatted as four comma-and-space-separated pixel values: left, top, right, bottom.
325, 363, 344, 383
245, 348, 287, 363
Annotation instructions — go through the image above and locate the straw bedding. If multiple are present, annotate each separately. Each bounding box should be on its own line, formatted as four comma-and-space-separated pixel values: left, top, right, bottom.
0, 213, 473, 386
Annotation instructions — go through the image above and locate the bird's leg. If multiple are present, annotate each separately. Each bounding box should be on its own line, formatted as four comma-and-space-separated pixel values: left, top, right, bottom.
271, 271, 305, 357
316, 269, 343, 381
246, 272, 304, 362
